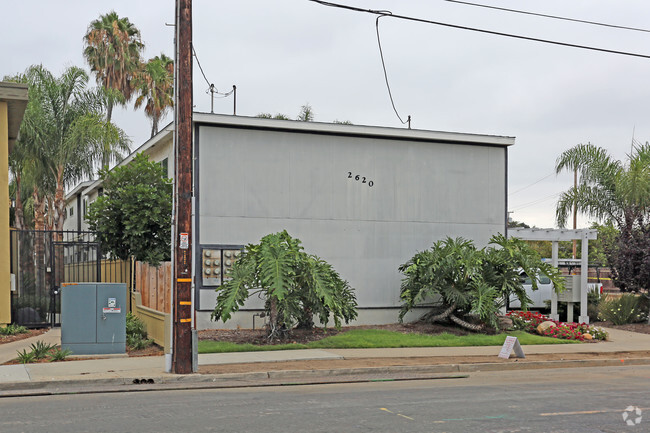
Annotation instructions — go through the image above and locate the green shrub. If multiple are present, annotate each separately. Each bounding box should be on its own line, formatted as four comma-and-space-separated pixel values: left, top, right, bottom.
49, 348, 72, 362
16, 349, 35, 364
126, 313, 153, 350
598, 294, 646, 325
29, 341, 56, 360
0, 324, 28, 336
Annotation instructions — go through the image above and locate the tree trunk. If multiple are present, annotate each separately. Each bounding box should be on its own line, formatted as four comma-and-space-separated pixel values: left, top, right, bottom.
420, 303, 456, 323
32, 186, 47, 296
54, 166, 66, 232
449, 313, 485, 332
13, 173, 24, 230
151, 117, 158, 138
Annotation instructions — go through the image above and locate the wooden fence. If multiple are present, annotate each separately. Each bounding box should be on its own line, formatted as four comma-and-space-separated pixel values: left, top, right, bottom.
135, 261, 171, 313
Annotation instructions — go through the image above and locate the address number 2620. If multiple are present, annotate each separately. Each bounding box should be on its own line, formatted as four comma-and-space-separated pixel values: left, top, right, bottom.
347, 172, 374, 187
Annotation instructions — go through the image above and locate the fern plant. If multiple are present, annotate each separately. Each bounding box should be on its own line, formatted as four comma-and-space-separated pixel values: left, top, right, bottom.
399, 235, 565, 331
212, 230, 358, 340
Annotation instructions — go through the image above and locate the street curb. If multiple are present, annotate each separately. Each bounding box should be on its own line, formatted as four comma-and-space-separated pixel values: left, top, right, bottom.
2, 357, 650, 397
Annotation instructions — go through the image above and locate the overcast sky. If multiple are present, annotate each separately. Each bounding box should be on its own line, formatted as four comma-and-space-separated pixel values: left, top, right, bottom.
3, 0, 650, 229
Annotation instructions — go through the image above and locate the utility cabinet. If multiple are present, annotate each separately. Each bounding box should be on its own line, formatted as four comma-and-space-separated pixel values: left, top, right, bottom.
61, 283, 126, 355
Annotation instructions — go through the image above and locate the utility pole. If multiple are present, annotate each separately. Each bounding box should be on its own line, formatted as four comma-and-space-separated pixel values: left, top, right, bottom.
172, 0, 193, 374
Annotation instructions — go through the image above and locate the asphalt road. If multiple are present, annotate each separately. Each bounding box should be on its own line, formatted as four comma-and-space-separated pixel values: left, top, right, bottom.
1, 365, 648, 433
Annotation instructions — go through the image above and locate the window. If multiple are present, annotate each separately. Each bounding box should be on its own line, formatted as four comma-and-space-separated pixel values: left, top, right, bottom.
160, 158, 169, 178
69, 207, 74, 217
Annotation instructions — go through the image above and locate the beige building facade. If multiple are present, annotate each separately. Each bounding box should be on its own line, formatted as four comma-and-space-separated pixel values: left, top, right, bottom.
0, 82, 28, 326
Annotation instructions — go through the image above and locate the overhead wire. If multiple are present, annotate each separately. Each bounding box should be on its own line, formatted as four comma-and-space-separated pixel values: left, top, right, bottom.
192, 44, 234, 96
308, 1, 650, 59
375, 13, 410, 127
510, 191, 562, 212
509, 172, 555, 196
443, 0, 650, 34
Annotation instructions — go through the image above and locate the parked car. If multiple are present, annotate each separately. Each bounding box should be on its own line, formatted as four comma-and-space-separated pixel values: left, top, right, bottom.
509, 272, 553, 310
509, 272, 604, 310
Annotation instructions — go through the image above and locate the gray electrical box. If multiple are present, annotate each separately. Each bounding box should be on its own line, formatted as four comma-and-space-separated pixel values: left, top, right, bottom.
61, 283, 127, 355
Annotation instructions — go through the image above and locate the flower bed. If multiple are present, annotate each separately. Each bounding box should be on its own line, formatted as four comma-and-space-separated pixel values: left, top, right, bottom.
506, 311, 608, 341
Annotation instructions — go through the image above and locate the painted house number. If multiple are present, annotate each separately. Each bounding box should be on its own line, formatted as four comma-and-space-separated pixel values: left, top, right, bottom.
347, 172, 374, 187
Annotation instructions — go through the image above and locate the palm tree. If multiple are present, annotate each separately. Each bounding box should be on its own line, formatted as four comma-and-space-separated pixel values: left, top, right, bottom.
83, 12, 143, 127
555, 143, 650, 232
16, 64, 131, 232
556, 143, 650, 295
134, 54, 174, 138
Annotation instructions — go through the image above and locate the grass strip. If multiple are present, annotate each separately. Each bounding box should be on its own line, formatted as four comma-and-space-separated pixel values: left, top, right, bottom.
198, 329, 576, 354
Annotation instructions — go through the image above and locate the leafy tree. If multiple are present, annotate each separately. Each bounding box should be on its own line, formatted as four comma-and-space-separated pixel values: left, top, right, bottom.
257, 104, 352, 124
212, 231, 358, 340
257, 113, 292, 120
296, 104, 314, 122
399, 235, 564, 331
8, 65, 130, 231
507, 219, 530, 229
134, 54, 174, 138
83, 11, 144, 126
86, 153, 172, 265
555, 143, 650, 294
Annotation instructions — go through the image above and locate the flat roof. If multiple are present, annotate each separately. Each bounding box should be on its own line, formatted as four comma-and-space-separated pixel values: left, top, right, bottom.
0, 82, 29, 152
193, 113, 516, 147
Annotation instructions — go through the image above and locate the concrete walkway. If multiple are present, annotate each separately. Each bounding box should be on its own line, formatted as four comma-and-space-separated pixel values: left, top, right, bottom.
0, 326, 649, 395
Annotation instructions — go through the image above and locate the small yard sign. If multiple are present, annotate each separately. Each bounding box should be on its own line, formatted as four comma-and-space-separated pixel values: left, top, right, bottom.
498, 336, 526, 359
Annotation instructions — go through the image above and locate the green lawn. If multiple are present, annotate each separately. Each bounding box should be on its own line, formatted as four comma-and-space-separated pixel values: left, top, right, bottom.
198, 329, 576, 354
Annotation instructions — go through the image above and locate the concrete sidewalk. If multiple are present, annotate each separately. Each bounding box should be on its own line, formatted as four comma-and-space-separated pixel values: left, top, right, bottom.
0, 326, 649, 396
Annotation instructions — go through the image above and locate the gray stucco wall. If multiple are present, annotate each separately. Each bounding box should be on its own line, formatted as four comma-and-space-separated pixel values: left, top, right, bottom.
194, 120, 508, 328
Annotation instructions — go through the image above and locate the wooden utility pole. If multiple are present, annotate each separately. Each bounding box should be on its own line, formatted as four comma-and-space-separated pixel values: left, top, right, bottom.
172, 0, 193, 374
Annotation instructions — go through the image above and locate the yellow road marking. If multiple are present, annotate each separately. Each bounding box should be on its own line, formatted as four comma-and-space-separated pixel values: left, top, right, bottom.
380, 408, 413, 421
540, 407, 650, 417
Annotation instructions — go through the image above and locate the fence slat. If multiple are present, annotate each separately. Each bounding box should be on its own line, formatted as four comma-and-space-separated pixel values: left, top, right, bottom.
148, 264, 157, 309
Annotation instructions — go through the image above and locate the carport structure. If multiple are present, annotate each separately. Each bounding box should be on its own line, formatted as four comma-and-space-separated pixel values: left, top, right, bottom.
509, 228, 598, 324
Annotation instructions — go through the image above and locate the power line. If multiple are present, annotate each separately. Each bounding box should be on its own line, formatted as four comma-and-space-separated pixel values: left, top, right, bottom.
308, 1, 650, 59
192, 45, 234, 96
509, 172, 555, 196
444, 0, 650, 34
375, 14, 410, 127
510, 191, 561, 212
192, 44, 211, 88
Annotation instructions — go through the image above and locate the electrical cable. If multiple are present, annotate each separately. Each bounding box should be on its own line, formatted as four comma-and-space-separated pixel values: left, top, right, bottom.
192, 45, 234, 96
192, 44, 211, 88
308, 0, 650, 59
375, 14, 410, 126
510, 191, 561, 211
444, 0, 650, 34
509, 172, 555, 196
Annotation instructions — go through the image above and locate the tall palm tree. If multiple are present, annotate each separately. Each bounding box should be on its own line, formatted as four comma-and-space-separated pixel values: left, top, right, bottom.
134, 54, 174, 138
16, 64, 131, 232
83, 12, 143, 127
555, 143, 650, 232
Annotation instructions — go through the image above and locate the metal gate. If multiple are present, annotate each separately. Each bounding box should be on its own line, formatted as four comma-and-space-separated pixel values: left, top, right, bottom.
10, 230, 130, 328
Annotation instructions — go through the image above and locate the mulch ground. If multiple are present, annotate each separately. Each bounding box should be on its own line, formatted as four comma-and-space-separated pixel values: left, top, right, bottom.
0, 328, 48, 344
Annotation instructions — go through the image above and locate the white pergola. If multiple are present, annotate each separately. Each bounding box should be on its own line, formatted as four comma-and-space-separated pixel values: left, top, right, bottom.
509, 228, 598, 323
